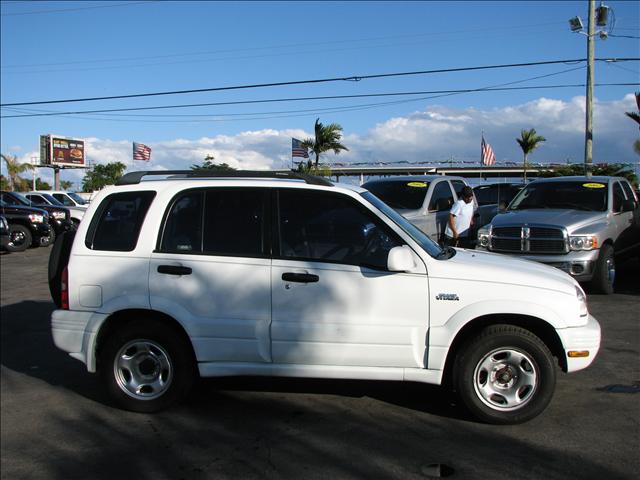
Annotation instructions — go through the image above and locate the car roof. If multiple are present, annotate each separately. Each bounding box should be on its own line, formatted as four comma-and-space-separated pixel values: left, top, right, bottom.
529, 176, 623, 184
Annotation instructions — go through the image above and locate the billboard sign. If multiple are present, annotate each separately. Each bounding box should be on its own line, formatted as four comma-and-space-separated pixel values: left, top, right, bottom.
40, 134, 86, 167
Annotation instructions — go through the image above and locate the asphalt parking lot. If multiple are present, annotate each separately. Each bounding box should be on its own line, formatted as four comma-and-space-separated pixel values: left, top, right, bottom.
1, 246, 639, 480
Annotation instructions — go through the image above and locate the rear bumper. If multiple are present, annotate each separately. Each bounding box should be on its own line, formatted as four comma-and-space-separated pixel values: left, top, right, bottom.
51, 309, 109, 372
557, 314, 601, 373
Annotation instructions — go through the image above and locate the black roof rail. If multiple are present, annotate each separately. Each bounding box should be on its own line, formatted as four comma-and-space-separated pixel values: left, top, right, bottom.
115, 170, 334, 187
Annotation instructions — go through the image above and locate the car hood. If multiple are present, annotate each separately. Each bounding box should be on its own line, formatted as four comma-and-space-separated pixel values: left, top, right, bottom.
492, 209, 606, 232
430, 248, 577, 295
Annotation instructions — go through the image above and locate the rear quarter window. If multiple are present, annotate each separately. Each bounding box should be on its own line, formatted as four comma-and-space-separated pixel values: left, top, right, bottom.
85, 191, 156, 251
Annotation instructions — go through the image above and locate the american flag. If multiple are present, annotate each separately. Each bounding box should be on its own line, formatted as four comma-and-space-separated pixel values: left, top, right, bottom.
133, 142, 152, 161
481, 135, 496, 166
292, 138, 309, 158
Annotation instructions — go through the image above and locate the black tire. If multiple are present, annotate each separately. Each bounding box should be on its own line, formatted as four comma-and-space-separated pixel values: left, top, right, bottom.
453, 325, 556, 425
588, 244, 615, 295
99, 318, 196, 413
6, 224, 32, 253
40, 228, 55, 247
48, 230, 76, 307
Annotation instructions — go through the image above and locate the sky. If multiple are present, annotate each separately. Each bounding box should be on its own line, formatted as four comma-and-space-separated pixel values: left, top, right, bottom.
1, 0, 639, 189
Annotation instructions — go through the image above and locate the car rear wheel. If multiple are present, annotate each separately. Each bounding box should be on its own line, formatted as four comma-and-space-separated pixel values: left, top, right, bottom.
100, 318, 196, 412
6, 225, 31, 253
453, 324, 556, 424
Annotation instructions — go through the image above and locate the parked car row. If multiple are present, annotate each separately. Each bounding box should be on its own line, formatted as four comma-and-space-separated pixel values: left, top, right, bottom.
0, 190, 88, 253
361, 176, 639, 294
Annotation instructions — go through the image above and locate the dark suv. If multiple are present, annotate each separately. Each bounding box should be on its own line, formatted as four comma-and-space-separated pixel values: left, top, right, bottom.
1, 191, 72, 245
0, 197, 52, 252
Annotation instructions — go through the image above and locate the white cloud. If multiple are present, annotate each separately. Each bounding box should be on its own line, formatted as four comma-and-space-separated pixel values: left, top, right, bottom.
6, 94, 637, 190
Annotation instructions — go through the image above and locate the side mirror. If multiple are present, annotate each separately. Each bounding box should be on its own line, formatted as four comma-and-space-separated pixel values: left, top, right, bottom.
387, 246, 416, 272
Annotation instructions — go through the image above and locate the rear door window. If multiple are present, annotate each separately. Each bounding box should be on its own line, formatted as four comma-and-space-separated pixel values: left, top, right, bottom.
613, 182, 625, 213
85, 191, 156, 251
159, 188, 269, 258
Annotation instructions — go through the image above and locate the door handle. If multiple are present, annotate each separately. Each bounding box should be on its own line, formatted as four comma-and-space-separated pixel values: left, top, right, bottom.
282, 272, 319, 283
158, 265, 192, 276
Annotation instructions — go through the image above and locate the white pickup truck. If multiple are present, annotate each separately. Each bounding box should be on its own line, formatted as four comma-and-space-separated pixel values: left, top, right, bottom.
362, 175, 497, 246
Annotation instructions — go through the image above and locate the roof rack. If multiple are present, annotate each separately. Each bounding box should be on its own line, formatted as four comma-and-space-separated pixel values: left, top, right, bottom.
115, 170, 334, 187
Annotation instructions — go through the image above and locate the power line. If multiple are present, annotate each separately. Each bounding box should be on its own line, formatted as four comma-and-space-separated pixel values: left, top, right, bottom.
0, 1, 152, 16
3, 58, 637, 107
3, 83, 636, 121
2, 65, 586, 118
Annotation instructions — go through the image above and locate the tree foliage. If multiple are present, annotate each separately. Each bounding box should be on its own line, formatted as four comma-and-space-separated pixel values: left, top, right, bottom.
625, 92, 640, 157
190, 154, 236, 172
1, 153, 33, 192
516, 129, 546, 183
295, 161, 332, 177
35, 178, 51, 190
82, 162, 127, 192
301, 118, 348, 168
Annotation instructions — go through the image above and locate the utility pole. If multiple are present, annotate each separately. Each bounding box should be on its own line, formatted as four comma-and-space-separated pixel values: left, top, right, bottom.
570, 1, 613, 179
584, 0, 595, 178
31, 156, 38, 191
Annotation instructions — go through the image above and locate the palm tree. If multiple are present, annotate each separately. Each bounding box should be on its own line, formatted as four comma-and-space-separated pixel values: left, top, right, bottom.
1, 153, 33, 191
625, 92, 640, 157
624, 92, 640, 127
301, 118, 348, 169
516, 129, 546, 183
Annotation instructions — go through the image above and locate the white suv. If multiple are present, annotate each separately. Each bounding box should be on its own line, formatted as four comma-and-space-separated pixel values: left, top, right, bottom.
50, 170, 601, 424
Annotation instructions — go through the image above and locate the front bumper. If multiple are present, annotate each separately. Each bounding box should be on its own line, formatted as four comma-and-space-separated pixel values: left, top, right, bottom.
477, 247, 600, 282
51, 219, 74, 234
29, 222, 51, 239
557, 313, 601, 373
51, 309, 109, 372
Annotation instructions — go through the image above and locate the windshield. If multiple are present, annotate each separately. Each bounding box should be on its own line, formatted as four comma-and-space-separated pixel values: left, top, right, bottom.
361, 191, 443, 258
41, 194, 64, 206
363, 181, 430, 210
12, 192, 33, 206
0, 192, 29, 206
509, 181, 608, 212
67, 192, 87, 205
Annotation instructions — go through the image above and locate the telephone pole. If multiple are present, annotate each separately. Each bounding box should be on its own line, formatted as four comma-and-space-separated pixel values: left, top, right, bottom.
584, 0, 595, 178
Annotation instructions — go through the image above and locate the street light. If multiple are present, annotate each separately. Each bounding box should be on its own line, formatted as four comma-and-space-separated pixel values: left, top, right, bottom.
569, 1, 614, 178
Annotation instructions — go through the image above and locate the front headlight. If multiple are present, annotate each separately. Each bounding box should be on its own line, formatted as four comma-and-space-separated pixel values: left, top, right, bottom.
576, 286, 588, 317
569, 235, 598, 251
52, 211, 66, 220
28, 213, 44, 223
477, 227, 490, 248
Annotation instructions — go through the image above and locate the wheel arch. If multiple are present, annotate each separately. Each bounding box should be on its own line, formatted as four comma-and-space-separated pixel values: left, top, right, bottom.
94, 308, 197, 373
441, 314, 567, 388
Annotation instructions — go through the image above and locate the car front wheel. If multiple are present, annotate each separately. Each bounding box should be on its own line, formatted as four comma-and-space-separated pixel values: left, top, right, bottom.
100, 319, 196, 412
454, 324, 556, 424
589, 244, 615, 294
6, 225, 32, 252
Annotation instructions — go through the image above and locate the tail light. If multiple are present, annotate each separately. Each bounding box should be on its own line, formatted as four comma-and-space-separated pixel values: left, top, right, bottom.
61, 267, 69, 310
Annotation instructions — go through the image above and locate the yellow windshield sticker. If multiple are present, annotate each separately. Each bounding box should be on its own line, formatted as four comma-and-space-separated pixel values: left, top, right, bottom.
582, 183, 605, 189
407, 182, 428, 188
